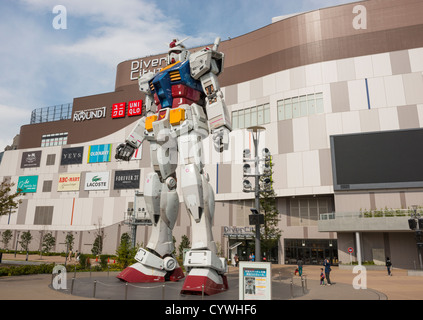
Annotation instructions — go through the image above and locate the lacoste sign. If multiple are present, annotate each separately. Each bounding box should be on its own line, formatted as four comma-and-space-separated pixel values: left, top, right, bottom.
84, 172, 110, 191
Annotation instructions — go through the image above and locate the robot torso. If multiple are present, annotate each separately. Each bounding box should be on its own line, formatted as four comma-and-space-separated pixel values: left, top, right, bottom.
149, 60, 204, 110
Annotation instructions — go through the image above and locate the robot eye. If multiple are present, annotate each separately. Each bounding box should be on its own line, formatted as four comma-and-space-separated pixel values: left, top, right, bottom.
172, 50, 182, 54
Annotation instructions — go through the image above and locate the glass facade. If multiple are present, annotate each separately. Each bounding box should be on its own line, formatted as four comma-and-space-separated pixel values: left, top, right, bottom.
284, 239, 338, 265
30, 103, 73, 124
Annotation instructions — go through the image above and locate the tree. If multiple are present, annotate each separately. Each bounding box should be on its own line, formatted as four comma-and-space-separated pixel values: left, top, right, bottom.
1, 230, 12, 249
0, 180, 23, 217
65, 232, 74, 252
92, 218, 105, 255
20, 231, 33, 253
41, 232, 56, 255
259, 155, 281, 262
116, 233, 137, 268
92, 234, 103, 255
178, 235, 191, 259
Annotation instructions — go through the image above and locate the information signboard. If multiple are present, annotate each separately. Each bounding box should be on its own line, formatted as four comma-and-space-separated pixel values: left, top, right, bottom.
239, 261, 272, 300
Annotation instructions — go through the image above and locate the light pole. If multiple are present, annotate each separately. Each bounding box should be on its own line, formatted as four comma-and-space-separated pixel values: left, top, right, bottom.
242, 126, 270, 262
409, 205, 423, 270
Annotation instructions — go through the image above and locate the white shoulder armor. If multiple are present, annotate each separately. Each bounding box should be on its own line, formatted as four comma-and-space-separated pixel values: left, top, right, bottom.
190, 49, 224, 80
138, 71, 155, 94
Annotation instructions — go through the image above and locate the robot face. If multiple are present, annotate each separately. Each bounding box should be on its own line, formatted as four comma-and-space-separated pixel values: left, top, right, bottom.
168, 39, 190, 65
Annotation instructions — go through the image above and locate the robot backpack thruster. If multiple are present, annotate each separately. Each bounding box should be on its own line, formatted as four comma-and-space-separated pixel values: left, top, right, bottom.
115, 37, 232, 295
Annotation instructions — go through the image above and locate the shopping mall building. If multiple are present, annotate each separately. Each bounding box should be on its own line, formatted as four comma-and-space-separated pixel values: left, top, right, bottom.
1, 0, 423, 269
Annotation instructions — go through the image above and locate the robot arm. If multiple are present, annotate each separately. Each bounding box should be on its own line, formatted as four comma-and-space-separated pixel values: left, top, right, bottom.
116, 72, 156, 161
190, 37, 232, 152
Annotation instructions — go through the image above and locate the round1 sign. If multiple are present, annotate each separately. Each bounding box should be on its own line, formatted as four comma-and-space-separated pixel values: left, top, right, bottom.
348, 247, 354, 253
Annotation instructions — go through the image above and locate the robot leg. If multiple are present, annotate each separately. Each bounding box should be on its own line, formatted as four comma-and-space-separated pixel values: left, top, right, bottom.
180, 163, 228, 295
117, 172, 184, 283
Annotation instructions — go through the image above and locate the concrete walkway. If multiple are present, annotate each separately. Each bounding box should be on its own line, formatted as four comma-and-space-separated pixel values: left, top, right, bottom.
1, 254, 423, 300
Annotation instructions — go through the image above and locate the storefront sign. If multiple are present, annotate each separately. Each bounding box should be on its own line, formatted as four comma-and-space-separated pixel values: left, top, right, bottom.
73, 106, 106, 122
128, 100, 143, 116
21, 151, 42, 168
239, 262, 272, 300
224, 226, 255, 238
84, 172, 109, 190
130, 57, 167, 80
112, 102, 126, 119
114, 170, 140, 189
111, 100, 143, 119
61, 147, 83, 165
58, 173, 81, 191
17, 175, 38, 193
87, 144, 112, 163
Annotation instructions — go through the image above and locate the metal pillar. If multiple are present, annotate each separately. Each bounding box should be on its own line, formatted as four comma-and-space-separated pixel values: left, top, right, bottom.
355, 232, 362, 265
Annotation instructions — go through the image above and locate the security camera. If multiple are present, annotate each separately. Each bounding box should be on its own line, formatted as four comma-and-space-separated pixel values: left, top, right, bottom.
250, 208, 259, 215
243, 149, 251, 159
243, 163, 251, 174
243, 179, 252, 189
262, 148, 271, 158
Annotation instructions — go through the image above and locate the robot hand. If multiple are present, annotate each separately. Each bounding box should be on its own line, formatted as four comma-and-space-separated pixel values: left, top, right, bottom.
115, 143, 136, 161
212, 127, 230, 153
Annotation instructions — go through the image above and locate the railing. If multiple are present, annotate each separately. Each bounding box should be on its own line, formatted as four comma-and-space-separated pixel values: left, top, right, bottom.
30, 103, 73, 124
320, 208, 422, 221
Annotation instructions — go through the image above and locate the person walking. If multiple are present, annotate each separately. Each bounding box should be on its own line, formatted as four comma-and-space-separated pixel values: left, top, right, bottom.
386, 257, 392, 276
297, 257, 304, 277
234, 254, 239, 267
323, 258, 332, 285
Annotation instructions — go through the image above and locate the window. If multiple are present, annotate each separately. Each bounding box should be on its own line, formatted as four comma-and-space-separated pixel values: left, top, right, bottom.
34, 206, 54, 225
41, 132, 68, 147
46, 154, 56, 166
231, 103, 271, 130
277, 92, 324, 121
42, 180, 52, 192
290, 197, 331, 226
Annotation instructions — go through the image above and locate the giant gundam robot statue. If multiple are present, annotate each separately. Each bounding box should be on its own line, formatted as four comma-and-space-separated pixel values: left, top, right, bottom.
115, 37, 231, 295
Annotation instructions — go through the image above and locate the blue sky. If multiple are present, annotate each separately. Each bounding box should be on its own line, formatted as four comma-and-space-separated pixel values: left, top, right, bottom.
0, 0, 359, 151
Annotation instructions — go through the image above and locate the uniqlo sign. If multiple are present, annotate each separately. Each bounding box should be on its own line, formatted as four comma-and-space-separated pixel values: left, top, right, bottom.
112, 102, 126, 118
128, 100, 142, 116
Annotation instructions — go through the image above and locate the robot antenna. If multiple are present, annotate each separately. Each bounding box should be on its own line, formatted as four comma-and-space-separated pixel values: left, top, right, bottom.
175, 37, 190, 47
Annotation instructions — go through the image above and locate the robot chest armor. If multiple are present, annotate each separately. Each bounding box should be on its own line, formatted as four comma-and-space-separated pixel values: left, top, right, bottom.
149, 60, 204, 110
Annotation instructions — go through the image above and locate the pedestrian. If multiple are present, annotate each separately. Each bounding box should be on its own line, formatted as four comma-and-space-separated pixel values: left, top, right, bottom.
251, 253, 255, 262
234, 254, 239, 267
297, 257, 303, 277
323, 258, 332, 285
249, 253, 252, 261
320, 268, 325, 286
386, 257, 392, 276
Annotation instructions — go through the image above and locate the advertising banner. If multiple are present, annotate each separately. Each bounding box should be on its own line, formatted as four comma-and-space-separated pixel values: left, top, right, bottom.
239, 262, 272, 300
87, 144, 112, 163
58, 173, 81, 191
114, 170, 140, 190
84, 171, 110, 190
21, 151, 42, 168
17, 176, 38, 193
61, 147, 84, 165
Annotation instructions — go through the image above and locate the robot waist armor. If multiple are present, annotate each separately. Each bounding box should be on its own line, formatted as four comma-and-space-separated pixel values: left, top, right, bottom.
144, 104, 208, 139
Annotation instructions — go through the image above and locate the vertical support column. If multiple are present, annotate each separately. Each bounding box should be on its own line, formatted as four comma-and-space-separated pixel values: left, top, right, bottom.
355, 232, 362, 266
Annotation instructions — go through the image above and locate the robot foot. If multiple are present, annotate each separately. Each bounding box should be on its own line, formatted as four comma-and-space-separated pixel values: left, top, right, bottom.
180, 268, 228, 296
117, 262, 185, 283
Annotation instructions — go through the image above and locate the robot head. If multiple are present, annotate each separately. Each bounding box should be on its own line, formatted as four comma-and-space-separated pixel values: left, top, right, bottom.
168, 38, 190, 65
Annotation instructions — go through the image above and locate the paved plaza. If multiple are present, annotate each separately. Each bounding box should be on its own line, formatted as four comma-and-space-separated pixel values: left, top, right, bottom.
0, 253, 423, 300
